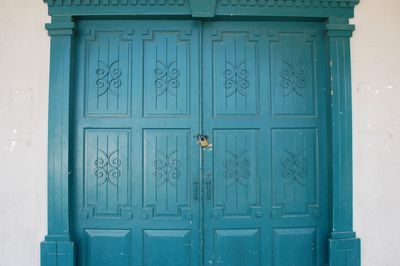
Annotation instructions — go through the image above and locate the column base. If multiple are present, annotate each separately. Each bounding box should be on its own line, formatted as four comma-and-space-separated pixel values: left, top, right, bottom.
329, 237, 360, 266
41, 238, 74, 266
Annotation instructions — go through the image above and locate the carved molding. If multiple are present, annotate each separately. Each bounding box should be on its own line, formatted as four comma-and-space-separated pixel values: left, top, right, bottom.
218, 0, 359, 8
44, 0, 358, 8
44, 0, 186, 6
153, 150, 181, 187
43, 0, 359, 18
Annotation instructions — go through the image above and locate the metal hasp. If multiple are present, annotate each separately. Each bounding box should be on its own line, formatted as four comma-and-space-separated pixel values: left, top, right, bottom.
41, 1, 361, 266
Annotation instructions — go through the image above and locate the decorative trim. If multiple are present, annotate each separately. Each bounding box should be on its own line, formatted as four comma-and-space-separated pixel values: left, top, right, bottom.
280, 61, 306, 97
154, 60, 181, 98
224, 150, 250, 187
94, 149, 122, 187
281, 150, 307, 186
44, 0, 186, 6
96, 60, 122, 98
154, 150, 181, 187
218, 0, 359, 8
45, 22, 74, 36
224, 61, 250, 98
43, 0, 359, 18
44, 0, 359, 8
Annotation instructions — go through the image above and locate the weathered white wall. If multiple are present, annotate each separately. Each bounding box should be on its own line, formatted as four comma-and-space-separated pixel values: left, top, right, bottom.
0, 1, 49, 266
351, 0, 400, 265
0, 0, 398, 265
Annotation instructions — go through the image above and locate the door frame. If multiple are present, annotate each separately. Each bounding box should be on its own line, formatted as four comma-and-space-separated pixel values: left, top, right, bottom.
40, 1, 360, 266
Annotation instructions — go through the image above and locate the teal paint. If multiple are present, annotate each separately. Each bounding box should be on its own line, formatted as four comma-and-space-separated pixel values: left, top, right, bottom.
190, 0, 217, 17
326, 18, 361, 266
41, 15, 75, 266
41, 1, 360, 266
72, 20, 202, 266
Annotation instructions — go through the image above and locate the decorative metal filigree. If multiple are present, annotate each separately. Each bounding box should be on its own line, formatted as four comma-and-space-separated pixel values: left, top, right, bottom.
154, 60, 180, 97
96, 60, 122, 98
280, 61, 306, 97
95, 149, 121, 187
224, 150, 250, 187
154, 150, 181, 187
224, 61, 250, 98
281, 150, 308, 186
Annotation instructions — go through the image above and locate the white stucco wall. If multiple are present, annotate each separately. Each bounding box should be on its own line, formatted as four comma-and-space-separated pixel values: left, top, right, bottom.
0, 0, 398, 265
351, 0, 400, 265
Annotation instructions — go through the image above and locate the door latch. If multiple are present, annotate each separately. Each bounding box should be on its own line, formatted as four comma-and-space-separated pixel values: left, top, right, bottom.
196, 134, 212, 149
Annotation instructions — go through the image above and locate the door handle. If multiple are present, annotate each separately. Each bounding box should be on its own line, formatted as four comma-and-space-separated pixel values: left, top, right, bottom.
193, 178, 199, 202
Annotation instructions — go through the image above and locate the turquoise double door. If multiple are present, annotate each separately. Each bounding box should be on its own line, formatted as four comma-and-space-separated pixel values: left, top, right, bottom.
72, 20, 329, 266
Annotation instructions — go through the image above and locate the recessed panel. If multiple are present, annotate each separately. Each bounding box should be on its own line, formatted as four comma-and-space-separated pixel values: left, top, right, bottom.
143, 129, 190, 218
270, 32, 317, 116
83, 129, 132, 219
143, 230, 191, 266
271, 128, 319, 218
85, 30, 132, 117
211, 31, 259, 116
273, 228, 318, 266
213, 229, 260, 266
84, 229, 131, 266
143, 30, 191, 116
213, 129, 260, 218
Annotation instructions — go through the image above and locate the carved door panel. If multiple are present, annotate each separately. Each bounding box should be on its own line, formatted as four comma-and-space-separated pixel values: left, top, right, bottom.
202, 22, 329, 266
72, 20, 201, 266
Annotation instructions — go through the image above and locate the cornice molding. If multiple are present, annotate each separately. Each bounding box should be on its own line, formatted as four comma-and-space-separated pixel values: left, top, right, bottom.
218, 0, 359, 9
44, 0, 359, 8
43, 0, 359, 19
44, 0, 186, 6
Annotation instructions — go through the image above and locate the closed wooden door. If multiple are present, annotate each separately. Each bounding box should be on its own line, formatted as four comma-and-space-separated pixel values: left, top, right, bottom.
72, 20, 329, 266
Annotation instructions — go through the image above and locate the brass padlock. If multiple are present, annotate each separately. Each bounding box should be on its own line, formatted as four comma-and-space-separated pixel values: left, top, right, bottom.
196, 134, 210, 148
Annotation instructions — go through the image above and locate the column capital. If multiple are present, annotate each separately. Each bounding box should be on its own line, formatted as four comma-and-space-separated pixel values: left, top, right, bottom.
325, 18, 355, 37
45, 16, 75, 36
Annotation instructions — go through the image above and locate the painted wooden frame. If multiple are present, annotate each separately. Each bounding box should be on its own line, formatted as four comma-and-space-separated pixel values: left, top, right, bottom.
40, 1, 360, 265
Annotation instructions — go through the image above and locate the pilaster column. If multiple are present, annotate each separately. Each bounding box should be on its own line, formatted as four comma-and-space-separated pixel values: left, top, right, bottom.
326, 17, 360, 266
40, 15, 75, 266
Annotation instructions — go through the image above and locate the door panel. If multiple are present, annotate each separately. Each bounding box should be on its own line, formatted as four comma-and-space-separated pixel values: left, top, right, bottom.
143, 129, 192, 219
202, 22, 329, 266
214, 229, 261, 266
212, 129, 260, 218
73, 20, 201, 266
84, 30, 131, 117
84, 229, 131, 266
83, 129, 131, 219
143, 30, 192, 116
273, 228, 318, 266
270, 31, 318, 116
202, 21, 269, 266
211, 31, 259, 116
271, 128, 319, 218
143, 230, 192, 266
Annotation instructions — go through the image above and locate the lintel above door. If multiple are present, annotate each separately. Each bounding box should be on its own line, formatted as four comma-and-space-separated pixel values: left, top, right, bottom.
43, 0, 359, 19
